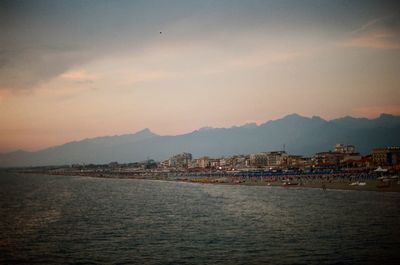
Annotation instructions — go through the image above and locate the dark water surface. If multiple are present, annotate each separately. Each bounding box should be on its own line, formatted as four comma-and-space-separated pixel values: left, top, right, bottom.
1, 173, 399, 264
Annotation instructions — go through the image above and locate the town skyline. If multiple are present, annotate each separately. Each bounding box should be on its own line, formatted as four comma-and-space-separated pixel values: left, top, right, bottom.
1, 112, 399, 167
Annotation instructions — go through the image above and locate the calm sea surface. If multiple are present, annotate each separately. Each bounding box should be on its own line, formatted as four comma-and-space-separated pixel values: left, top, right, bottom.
1, 173, 399, 265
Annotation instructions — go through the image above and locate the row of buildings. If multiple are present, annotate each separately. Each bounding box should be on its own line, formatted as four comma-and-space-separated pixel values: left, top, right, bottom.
161, 144, 400, 171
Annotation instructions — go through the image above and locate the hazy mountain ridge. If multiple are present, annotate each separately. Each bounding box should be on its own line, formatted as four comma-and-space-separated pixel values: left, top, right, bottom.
1, 114, 400, 167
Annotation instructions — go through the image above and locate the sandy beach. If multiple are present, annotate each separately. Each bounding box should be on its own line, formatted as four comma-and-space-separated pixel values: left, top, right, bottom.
178, 177, 400, 192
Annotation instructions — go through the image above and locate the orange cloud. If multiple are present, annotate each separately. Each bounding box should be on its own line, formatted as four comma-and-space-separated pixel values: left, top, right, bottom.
0, 89, 12, 102
122, 70, 182, 85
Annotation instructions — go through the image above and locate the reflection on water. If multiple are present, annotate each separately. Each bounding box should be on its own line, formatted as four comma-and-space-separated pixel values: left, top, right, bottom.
1, 173, 399, 264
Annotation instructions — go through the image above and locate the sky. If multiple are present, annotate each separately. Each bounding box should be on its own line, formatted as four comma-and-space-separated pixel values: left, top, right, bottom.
0, 0, 400, 152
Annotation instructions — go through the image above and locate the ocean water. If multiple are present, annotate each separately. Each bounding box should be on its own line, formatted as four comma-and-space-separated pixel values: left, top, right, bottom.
1, 173, 399, 265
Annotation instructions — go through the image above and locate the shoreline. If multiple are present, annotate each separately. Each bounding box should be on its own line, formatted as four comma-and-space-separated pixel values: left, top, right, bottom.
178, 179, 400, 192
10, 171, 400, 193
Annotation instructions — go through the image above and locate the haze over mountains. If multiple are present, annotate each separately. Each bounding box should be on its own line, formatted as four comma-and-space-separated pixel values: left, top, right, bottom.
1, 113, 400, 167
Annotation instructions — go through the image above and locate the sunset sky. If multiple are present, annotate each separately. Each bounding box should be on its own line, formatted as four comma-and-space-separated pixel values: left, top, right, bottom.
1, 0, 400, 152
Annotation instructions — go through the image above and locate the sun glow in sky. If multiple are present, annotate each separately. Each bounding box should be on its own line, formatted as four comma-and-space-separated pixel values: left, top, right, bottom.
1, 0, 400, 152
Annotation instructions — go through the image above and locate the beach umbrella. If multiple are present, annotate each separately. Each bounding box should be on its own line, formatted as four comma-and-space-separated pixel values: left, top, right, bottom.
374, 167, 388, 172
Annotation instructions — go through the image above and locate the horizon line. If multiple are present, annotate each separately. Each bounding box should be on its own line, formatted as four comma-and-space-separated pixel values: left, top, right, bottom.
2, 112, 398, 154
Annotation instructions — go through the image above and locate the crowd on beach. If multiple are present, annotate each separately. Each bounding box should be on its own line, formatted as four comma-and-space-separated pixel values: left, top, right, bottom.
177, 170, 400, 191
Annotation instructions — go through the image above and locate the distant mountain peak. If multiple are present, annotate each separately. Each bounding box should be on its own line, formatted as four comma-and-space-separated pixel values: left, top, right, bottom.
241, 122, 258, 128
8, 149, 30, 155
311, 115, 325, 121
1, 113, 399, 167
283, 113, 304, 119
198, 126, 214, 132
135, 128, 157, 136
281, 113, 325, 122
379, 113, 395, 118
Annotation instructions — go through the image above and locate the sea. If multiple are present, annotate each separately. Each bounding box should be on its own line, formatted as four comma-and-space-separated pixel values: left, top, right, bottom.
1, 173, 399, 265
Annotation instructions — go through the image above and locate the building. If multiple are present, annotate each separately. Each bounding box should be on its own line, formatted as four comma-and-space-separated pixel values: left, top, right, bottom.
235, 155, 249, 169
267, 151, 287, 167
334, 144, 356, 154
210, 159, 220, 169
197, 156, 210, 168
355, 155, 373, 168
249, 151, 287, 168
341, 154, 362, 163
314, 151, 344, 166
372, 147, 400, 166
160, 160, 170, 168
249, 153, 268, 167
219, 158, 228, 168
286, 155, 306, 168
188, 159, 200, 169
169, 152, 192, 168
225, 155, 248, 169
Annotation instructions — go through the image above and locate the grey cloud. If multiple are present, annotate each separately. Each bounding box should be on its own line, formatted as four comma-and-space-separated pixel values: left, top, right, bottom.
1, 0, 399, 90
0, 0, 192, 90
341, 14, 400, 50
0, 46, 94, 90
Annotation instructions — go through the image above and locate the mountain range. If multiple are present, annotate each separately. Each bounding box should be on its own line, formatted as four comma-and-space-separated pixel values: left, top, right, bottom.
1, 113, 400, 167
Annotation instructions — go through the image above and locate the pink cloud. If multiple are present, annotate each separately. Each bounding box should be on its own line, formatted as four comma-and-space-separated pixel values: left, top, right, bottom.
340, 31, 400, 50
0, 90, 12, 102
340, 14, 400, 50
60, 69, 97, 82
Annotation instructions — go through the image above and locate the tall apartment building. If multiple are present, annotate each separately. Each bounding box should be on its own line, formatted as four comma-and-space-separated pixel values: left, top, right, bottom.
372, 147, 400, 166
169, 152, 193, 168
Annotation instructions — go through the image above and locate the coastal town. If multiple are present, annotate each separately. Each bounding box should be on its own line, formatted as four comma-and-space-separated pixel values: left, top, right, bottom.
13, 144, 400, 192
